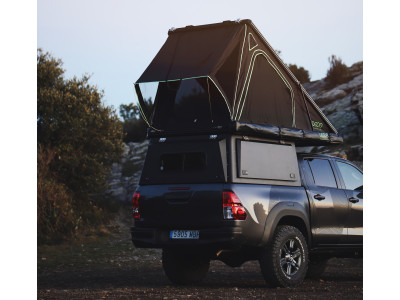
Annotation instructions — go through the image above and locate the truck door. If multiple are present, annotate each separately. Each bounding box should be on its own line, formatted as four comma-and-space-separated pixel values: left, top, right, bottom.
302, 158, 349, 245
333, 160, 363, 245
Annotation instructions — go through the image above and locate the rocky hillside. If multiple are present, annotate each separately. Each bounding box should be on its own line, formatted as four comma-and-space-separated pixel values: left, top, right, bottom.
301, 61, 363, 168
107, 62, 363, 201
105, 140, 148, 202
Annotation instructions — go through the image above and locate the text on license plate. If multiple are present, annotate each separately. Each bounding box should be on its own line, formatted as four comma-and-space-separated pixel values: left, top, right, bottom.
170, 230, 200, 239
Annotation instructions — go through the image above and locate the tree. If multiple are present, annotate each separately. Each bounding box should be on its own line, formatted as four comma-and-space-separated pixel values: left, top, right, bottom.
119, 99, 153, 142
119, 103, 140, 121
325, 55, 349, 88
37, 49, 124, 243
288, 64, 311, 84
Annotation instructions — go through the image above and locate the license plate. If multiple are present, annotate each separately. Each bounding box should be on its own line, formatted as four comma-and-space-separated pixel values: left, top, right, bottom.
170, 230, 200, 239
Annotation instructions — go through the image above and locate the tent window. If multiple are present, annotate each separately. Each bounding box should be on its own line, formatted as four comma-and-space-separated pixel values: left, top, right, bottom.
173, 79, 211, 122
150, 77, 230, 131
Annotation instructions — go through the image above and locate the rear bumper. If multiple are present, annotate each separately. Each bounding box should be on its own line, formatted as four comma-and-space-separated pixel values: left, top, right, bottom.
131, 226, 244, 249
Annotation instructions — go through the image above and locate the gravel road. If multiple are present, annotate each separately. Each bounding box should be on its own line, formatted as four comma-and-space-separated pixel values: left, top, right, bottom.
38, 210, 362, 299
38, 254, 362, 299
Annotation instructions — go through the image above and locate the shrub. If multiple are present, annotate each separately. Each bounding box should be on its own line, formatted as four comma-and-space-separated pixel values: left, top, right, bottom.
119, 100, 153, 142
37, 49, 124, 243
325, 55, 350, 88
288, 64, 311, 84
37, 145, 78, 243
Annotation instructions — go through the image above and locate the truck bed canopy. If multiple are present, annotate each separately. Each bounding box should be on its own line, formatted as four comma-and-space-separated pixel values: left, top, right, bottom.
135, 19, 342, 145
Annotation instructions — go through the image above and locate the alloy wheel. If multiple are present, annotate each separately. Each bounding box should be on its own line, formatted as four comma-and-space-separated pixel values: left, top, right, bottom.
280, 238, 302, 276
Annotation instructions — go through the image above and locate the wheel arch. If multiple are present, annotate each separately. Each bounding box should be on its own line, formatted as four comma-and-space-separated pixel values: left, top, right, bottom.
259, 202, 311, 246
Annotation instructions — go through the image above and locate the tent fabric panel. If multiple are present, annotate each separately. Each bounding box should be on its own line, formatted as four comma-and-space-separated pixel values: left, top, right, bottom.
136, 34, 180, 83
246, 22, 337, 134
213, 42, 241, 106
232, 25, 334, 134
293, 88, 313, 131
137, 25, 241, 84
233, 26, 295, 125
238, 55, 293, 127
305, 100, 333, 133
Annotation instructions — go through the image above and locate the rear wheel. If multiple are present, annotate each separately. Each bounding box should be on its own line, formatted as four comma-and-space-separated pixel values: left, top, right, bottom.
162, 248, 210, 284
259, 225, 308, 287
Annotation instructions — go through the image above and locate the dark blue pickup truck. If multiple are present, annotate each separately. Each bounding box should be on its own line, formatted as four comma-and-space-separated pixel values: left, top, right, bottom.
131, 134, 363, 287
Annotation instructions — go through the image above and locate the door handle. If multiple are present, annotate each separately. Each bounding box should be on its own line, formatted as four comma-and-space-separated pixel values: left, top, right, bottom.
314, 194, 325, 201
349, 197, 359, 203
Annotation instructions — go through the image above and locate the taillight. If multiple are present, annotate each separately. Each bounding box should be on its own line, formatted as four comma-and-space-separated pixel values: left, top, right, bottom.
132, 192, 140, 220
223, 191, 247, 220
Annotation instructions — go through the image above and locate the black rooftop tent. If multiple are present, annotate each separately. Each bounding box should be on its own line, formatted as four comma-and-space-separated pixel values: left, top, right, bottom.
134, 19, 342, 145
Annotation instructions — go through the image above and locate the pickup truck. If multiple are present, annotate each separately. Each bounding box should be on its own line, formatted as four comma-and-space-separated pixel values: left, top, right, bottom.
130, 134, 363, 287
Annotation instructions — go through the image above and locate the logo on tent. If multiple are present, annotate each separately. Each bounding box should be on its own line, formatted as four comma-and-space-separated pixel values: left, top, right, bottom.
311, 121, 324, 130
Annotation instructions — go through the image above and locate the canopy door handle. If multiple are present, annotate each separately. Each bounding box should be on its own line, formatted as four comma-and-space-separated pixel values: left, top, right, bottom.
349, 197, 359, 203
314, 194, 325, 201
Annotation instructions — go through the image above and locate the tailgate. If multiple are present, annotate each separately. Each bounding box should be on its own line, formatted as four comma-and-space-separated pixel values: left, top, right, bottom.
137, 184, 224, 228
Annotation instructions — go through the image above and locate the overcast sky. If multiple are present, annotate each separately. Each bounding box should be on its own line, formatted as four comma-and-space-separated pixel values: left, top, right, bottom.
37, 0, 362, 111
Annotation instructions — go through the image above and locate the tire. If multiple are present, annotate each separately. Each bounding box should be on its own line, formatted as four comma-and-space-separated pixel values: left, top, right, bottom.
162, 248, 210, 285
259, 225, 309, 288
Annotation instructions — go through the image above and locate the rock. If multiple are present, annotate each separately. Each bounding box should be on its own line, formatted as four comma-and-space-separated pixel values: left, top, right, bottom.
335, 74, 363, 92
105, 140, 149, 202
315, 88, 347, 105
302, 61, 363, 164
303, 79, 327, 99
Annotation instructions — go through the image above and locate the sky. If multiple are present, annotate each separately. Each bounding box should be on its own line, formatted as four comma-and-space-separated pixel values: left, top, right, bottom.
37, 0, 362, 112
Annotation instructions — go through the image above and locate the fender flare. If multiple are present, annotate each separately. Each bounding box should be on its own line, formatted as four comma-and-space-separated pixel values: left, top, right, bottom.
259, 202, 311, 246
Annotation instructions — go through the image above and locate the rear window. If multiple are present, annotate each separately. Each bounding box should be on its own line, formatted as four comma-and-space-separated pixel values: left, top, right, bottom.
160, 153, 206, 172
306, 158, 337, 188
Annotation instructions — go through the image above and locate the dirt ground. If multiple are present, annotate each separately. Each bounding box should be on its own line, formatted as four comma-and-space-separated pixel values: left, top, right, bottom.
38, 209, 362, 299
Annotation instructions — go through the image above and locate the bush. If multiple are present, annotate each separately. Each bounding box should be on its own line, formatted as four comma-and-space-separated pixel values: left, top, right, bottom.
119, 100, 153, 143
325, 55, 350, 88
288, 64, 311, 84
37, 49, 124, 243
37, 145, 78, 244
122, 118, 148, 142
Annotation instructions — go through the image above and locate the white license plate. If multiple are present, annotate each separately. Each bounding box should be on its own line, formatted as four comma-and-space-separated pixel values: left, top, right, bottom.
170, 230, 200, 239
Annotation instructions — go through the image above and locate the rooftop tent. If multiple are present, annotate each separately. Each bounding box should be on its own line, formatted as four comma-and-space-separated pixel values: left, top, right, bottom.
134, 19, 342, 145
